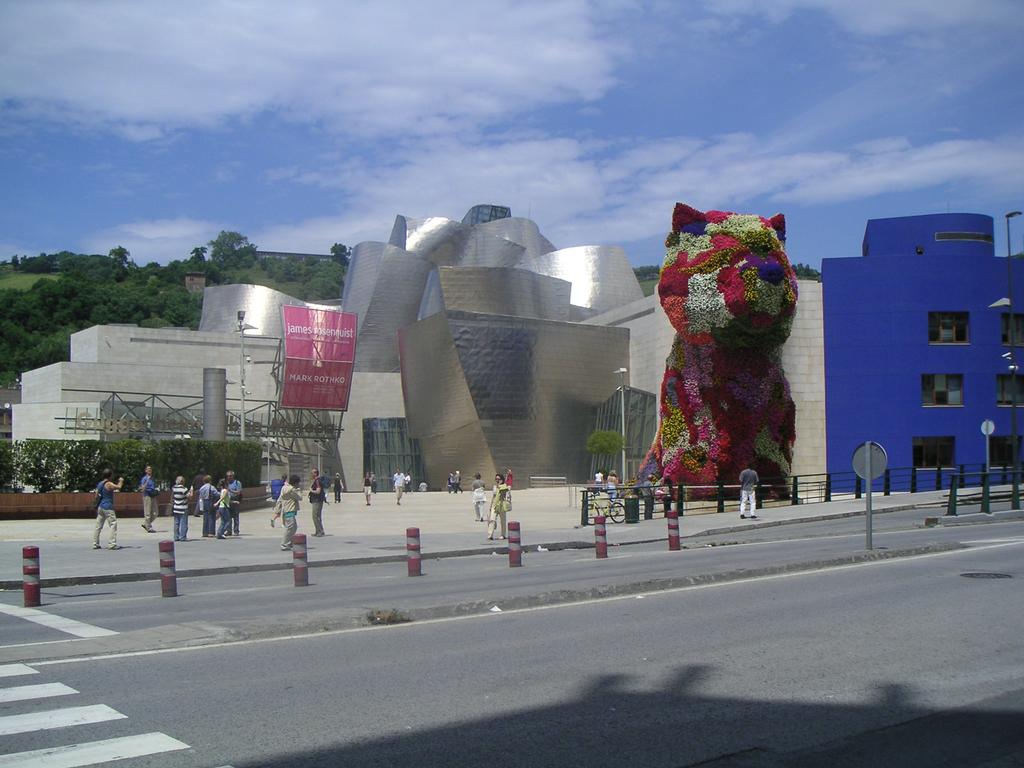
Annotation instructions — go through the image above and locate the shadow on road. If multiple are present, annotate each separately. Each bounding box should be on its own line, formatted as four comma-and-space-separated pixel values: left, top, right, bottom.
238, 665, 1024, 767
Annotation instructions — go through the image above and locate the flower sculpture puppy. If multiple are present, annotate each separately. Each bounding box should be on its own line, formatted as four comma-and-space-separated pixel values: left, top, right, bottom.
641, 203, 798, 488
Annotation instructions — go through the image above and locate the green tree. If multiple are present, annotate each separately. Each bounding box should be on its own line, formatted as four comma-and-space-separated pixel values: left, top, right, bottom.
189, 246, 207, 263
330, 242, 351, 268
208, 232, 257, 269
586, 430, 624, 456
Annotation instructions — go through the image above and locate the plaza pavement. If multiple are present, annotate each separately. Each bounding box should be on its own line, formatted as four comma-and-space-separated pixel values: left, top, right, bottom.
0, 485, 961, 588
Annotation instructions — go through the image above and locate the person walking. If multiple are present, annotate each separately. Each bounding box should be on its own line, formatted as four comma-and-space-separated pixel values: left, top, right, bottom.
138, 465, 159, 533
191, 469, 206, 517
199, 475, 216, 537
454, 470, 463, 493
363, 472, 373, 506
171, 475, 189, 542
93, 470, 124, 550
487, 473, 510, 541
739, 466, 759, 519
272, 473, 301, 550
640, 473, 656, 519
333, 473, 343, 503
392, 468, 406, 505
309, 468, 327, 536
215, 479, 232, 539
471, 473, 487, 521
226, 470, 242, 536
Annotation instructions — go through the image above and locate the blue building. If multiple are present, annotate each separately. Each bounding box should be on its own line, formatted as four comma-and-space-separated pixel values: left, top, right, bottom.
822, 212, 1020, 474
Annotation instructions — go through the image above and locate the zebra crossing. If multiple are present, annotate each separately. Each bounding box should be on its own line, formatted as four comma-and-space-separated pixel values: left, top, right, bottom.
0, 663, 189, 767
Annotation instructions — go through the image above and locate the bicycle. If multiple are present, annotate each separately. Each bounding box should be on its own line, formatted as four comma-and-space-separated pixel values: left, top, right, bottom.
587, 488, 625, 524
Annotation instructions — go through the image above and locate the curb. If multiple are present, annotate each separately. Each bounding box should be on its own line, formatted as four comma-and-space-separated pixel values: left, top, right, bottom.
0, 502, 945, 590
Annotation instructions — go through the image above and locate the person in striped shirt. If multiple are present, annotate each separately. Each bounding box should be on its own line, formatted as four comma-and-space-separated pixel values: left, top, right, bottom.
171, 476, 190, 541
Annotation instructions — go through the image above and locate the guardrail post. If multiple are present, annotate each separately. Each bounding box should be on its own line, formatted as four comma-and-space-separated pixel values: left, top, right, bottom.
946, 476, 958, 516
666, 510, 680, 551
508, 521, 522, 567
824, 474, 832, 502
581, 488, 590, 527
1001, 464, 1008, 485
935, 466, 943, 491
678, 484, 685, 516
716, 481, 725, 514
293, 533, 308, 587
910, 467, 917, 494
958, 465, 966, 489
855, 476, 862, 499
791, 475, 800, 505
883, 469, 891, 496
159, 540, 177, 598
755, 480, 763, 510
981, 472, 991, 514
22, 546, 40, 608
594, 516, 608, 559
406, 527, 422, 577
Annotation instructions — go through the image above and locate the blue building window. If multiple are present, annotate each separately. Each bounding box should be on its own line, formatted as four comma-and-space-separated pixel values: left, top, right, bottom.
928, 312, 968, 344
913, 436, 954, 468
921, 374, 963, 406
996, 375, 1024, 406
1000, 314, 1024, 345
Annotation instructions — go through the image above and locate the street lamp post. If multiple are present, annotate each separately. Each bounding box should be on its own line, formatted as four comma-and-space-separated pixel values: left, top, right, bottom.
614, 367, 628, 481
237, 311, 258, 441
1007, 211, 1022, 509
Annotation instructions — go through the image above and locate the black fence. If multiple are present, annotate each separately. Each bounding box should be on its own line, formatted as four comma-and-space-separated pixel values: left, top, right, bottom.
579, 463, 1016, 525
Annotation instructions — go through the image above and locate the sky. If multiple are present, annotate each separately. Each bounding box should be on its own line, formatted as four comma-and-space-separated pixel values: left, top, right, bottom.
1, 0, 1023, 270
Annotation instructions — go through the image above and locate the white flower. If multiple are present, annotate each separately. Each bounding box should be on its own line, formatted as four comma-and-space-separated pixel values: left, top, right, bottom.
686, 273, 732, 334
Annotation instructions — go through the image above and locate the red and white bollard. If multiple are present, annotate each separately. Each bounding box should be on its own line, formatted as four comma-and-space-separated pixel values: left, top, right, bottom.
667, 510, 680, 551
406, 527, 422, 577
293, 533, 308, 587
594, 516, 608, 559
159, 540, 177, 598
508, 521, 522, 567
22, 546, 40, 608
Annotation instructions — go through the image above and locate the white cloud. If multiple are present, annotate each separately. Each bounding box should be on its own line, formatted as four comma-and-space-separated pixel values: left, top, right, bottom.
249, 131, 1024, 255
0, 1, 621, 140
80, 217, 223, 264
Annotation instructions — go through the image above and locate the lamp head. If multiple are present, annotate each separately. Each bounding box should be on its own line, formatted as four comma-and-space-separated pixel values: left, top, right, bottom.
1008, 211, 1022, 220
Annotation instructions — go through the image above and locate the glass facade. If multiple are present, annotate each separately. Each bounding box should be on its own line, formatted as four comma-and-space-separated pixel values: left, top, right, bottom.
362, 417, 426, 490
588, 386, 657, 482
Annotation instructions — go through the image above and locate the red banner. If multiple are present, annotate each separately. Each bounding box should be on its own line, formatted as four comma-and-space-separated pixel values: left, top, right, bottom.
280, 306, 358, 410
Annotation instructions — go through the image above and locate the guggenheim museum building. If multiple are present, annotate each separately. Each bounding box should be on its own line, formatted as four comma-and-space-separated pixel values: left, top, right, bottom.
14, 203, 826, 488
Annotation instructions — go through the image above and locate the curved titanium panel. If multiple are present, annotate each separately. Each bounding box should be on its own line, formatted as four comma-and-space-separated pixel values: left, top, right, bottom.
427, 267, 571, 321
391, 216, 469, 266
353, 245, 435, 372
518, 245, 644, 314
342, 241, 387, 330
399, 310, 630, 486
417, 269, 444, 321
198, 284, 310, 338
476, 217, 557, 259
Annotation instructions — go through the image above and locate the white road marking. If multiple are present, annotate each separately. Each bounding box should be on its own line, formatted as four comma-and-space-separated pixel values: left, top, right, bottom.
0, 664, 37, 678
0, 732, 189, 767
0, 704, 125, 736
0, 639, 78, 651
0, 603, 117, 638
0, 683, 76, 704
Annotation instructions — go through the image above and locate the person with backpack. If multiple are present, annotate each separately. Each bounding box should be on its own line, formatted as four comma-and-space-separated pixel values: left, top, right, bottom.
309, 468, 326, 537
199, 475, 216, 537
92, 469, 124, 550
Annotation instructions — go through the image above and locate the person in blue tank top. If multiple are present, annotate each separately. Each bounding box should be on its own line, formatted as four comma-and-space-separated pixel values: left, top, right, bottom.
93, 469, 124, 550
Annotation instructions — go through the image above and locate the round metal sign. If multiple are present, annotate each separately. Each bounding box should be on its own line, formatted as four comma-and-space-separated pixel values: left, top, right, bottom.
981, 419, 995, 436
852, 441, 887, 480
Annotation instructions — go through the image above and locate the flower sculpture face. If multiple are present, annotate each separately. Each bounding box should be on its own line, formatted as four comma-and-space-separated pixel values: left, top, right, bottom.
643, 203, 798, 487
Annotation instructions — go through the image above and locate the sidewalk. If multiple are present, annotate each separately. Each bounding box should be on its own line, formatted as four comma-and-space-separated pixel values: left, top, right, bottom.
0, 487, 951, 587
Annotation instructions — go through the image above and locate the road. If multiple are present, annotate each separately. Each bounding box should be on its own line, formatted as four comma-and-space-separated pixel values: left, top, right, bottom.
0, 521, 1022, 766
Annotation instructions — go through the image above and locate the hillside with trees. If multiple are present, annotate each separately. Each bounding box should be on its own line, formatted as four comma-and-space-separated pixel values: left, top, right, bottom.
0, 232, 349, 387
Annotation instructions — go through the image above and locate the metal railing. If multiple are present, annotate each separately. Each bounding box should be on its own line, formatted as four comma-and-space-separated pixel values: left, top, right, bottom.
578, 463, 1015, 525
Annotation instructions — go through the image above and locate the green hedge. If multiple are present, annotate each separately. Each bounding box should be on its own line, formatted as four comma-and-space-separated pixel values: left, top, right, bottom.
2, 439, 261, 492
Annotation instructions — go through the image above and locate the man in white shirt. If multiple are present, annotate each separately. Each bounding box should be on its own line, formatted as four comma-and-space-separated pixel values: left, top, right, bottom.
393, 469, 406, 505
